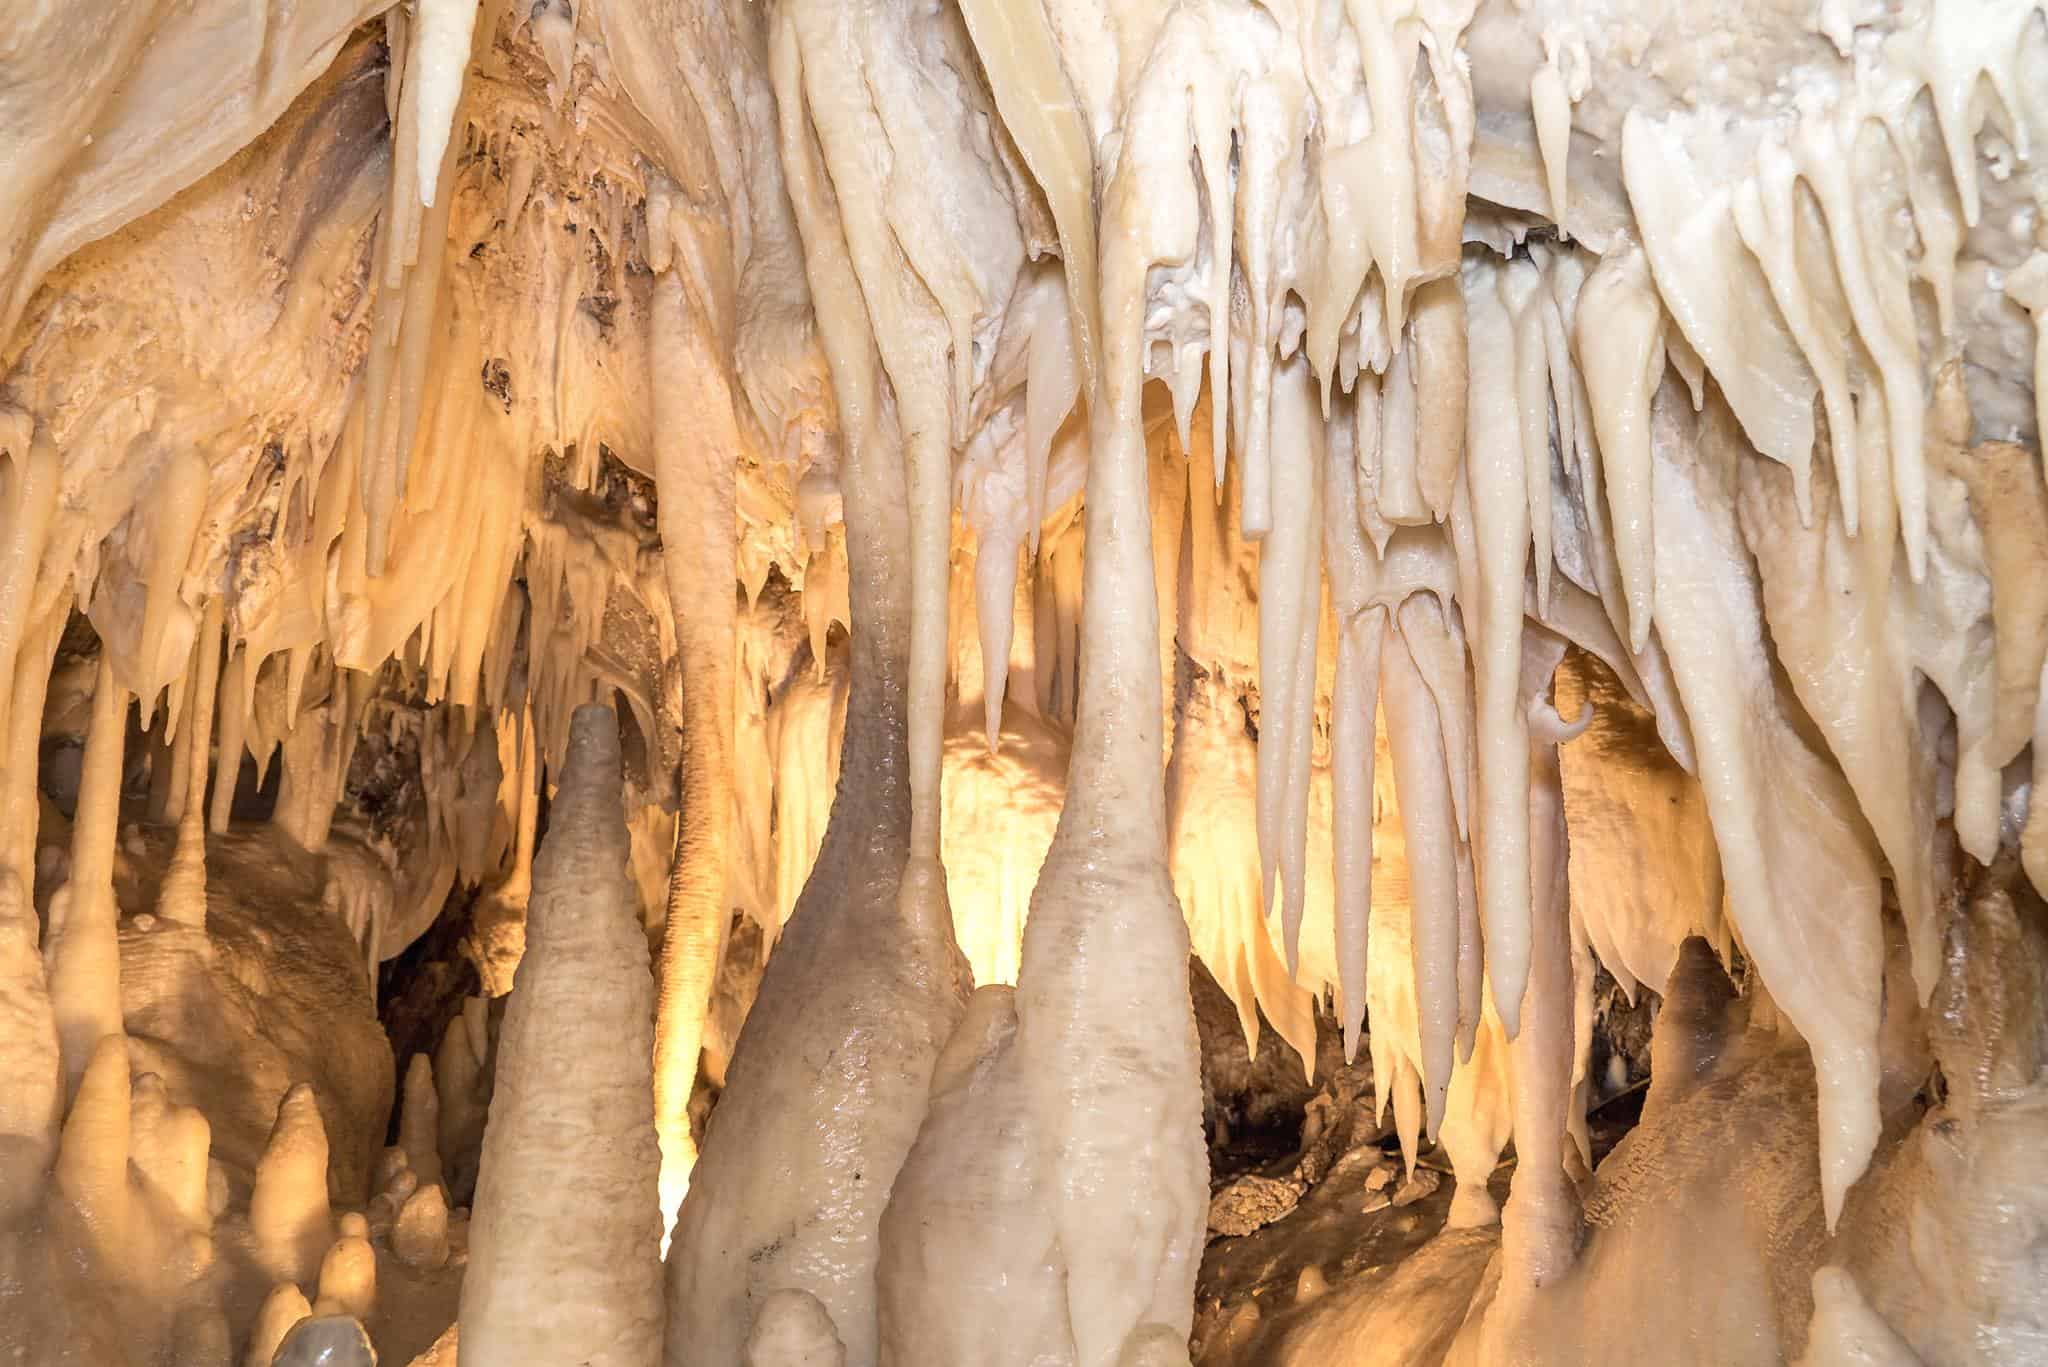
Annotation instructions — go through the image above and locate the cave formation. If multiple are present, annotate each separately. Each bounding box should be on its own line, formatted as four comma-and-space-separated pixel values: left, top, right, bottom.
1, 0, 2046, 1363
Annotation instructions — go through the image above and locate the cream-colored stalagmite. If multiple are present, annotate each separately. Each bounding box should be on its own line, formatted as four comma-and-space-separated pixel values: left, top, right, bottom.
665, 18, 971, 1362
128, 1072, 211, 1239
462, 704, 664, 1366
44, 655, 129, 1100
247, 1285, 315, 1367
52, 1034, 133, 1266
875, 987, 1072, 1366
399, 1053, 444, 1191
250, 1083, 333, 1288
0, 867, 58, 1210
648, 260, 741, 1240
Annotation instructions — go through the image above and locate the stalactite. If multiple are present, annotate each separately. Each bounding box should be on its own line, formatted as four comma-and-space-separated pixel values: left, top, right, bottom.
0, 602, 62, 886
1461, 258, 1534, 1038
0, 427, 60, 749
1322, 424, 1383, 1065
45, 655, 129, 1101
158, 598, 223, 927
208, 645, 249, 834
647, 264, 740, 1242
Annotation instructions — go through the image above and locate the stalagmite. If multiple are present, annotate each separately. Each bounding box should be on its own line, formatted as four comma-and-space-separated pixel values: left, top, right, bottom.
0, 867, 57, 1209
1792, 1269, 1923, 1367
747, 1289, 850, 1367
462, 704, 664, 1367
875, 987, 1070, 1366
400, 1053, 445, 1191
52, 1034, 132, 1265
250, 1083, 335, 1288
316, 1215, 378, 1318
435, 997, 490, 1192
129, 1072, 211, 1234
394, 1181, 451, 1270
247, 1285, 315, 1367
1438, 998, 1511, 1229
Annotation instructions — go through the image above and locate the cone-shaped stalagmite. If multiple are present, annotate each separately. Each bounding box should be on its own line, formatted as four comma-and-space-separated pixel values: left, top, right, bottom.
250, 1083, 334, 1287
53, 1033, 132, 1264
399, 1052, 444, 1190
0, 867, 59, 1211
460, 704, 664, 1366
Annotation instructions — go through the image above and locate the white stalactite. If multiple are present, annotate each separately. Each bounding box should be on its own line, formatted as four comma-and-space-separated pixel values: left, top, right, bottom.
648, 260, 740, 1243
410, 0, 483, 210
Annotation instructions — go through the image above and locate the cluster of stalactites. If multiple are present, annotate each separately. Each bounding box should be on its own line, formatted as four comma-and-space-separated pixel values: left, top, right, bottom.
912, 0, 2048, 1245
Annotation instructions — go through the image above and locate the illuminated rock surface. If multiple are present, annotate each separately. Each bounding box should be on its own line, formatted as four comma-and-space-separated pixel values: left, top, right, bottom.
0, 0, 2045, 1363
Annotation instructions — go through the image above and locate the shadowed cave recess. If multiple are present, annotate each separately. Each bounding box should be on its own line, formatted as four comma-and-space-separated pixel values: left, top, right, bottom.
1, 0, 2046, 1364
